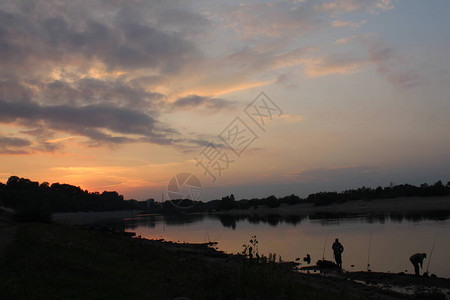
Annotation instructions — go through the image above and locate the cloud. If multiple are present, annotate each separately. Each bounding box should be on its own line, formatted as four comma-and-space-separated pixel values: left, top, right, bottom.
0, 135, 59, 155
0, 126, 66, 154
366, 41, 423, 88
334, 35, 359, 45
0, 136, 32, 148
216, 0, 390, 41
332, 20, 367, 28
0, 0, 405, 156
39, 77, 165, 108
0, 98, 177, 146
317, 0, 394, 14
0, 136, 32, 154
220, 1, 322, 39
0, 0, 316, 152
170, 95, 236, 113
0, 0, 215, 151
315, 34, 424, 87
304, 54, 368, 77
0, 1, 202, 75
275, 114, 304, 124
167, 46, 315, 97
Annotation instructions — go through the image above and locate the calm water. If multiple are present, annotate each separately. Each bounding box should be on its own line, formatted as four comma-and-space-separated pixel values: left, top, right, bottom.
123, 213, 450, 278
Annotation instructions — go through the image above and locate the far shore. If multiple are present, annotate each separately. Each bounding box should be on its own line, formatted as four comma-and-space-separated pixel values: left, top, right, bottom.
219, 196, 450, 216
51, 196, 450, 225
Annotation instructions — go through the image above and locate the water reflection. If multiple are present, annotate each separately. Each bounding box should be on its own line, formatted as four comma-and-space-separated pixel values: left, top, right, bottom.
124, 211, 450, 230
123, 213, 207, 230
120, 211, 450, 230
215, 214, 308, 228
122, 211, 450, 231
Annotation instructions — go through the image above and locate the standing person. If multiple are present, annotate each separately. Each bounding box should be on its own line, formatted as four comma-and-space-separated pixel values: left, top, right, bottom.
332, 238, 344, 269
409, 253, 427, 276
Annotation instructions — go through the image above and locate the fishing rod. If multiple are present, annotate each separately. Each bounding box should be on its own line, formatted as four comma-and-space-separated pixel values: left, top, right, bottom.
426, 234, 438, 274
367, 231, 373, 272
204, 224, 210, 243
322, 232, 330, 260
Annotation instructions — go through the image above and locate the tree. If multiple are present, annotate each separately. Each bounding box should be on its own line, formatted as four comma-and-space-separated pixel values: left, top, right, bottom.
6, 176, 20, 186
40, 182, 50, 188
219, 194, 236, 210
266, 195, 280, 208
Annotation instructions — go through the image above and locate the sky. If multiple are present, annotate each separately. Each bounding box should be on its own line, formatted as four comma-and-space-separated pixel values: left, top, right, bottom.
0, 0, 449, 201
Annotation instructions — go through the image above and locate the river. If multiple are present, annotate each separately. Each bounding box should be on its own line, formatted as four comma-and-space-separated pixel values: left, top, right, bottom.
122, 212, 450, 278
124, 214, 450, 278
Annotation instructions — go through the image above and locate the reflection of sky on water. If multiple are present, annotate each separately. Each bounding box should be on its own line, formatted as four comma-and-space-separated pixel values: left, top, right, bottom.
125, 213, 450, 278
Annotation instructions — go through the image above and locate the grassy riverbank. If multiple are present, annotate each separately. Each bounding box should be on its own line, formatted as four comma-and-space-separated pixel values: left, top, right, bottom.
0, 221, 377, 300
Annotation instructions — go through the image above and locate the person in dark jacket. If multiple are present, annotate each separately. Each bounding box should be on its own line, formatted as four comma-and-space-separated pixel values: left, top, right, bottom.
332, 238, 344, 268
409, 253, 427, 276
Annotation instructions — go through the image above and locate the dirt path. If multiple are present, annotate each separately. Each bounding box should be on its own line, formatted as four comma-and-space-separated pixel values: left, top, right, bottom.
0, 209, 17, 261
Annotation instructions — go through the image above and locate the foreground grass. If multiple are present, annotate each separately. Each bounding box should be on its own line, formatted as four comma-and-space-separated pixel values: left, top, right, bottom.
0, 222, 364, 299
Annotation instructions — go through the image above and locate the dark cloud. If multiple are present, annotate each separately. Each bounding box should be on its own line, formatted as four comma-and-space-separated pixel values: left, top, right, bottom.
0, 136, 31, 147
104, 21, 198, 73
40, 78, 165, 108
0, 149, 29, 155
0, 80, 33, 103
0, 1, 213, 151
33, 140, 64, 153
0, 78, 212, 149
0, 136, 32, 155
0, 99, 177, 145
0, 127, 64, 155
171, 95, 236, 113
0, 1, 202, 74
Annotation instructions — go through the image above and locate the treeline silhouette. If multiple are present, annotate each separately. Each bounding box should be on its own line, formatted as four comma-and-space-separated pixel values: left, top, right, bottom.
214, 194, 305, 210
1, 176, 449, 218
0, 176, 146, 221
206, 180, 450, 211
306, 181, 450, 206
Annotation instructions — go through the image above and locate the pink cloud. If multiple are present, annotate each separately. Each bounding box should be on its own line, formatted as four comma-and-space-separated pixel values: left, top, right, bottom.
332, 20, 367, 28
304, 54, 368, 77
